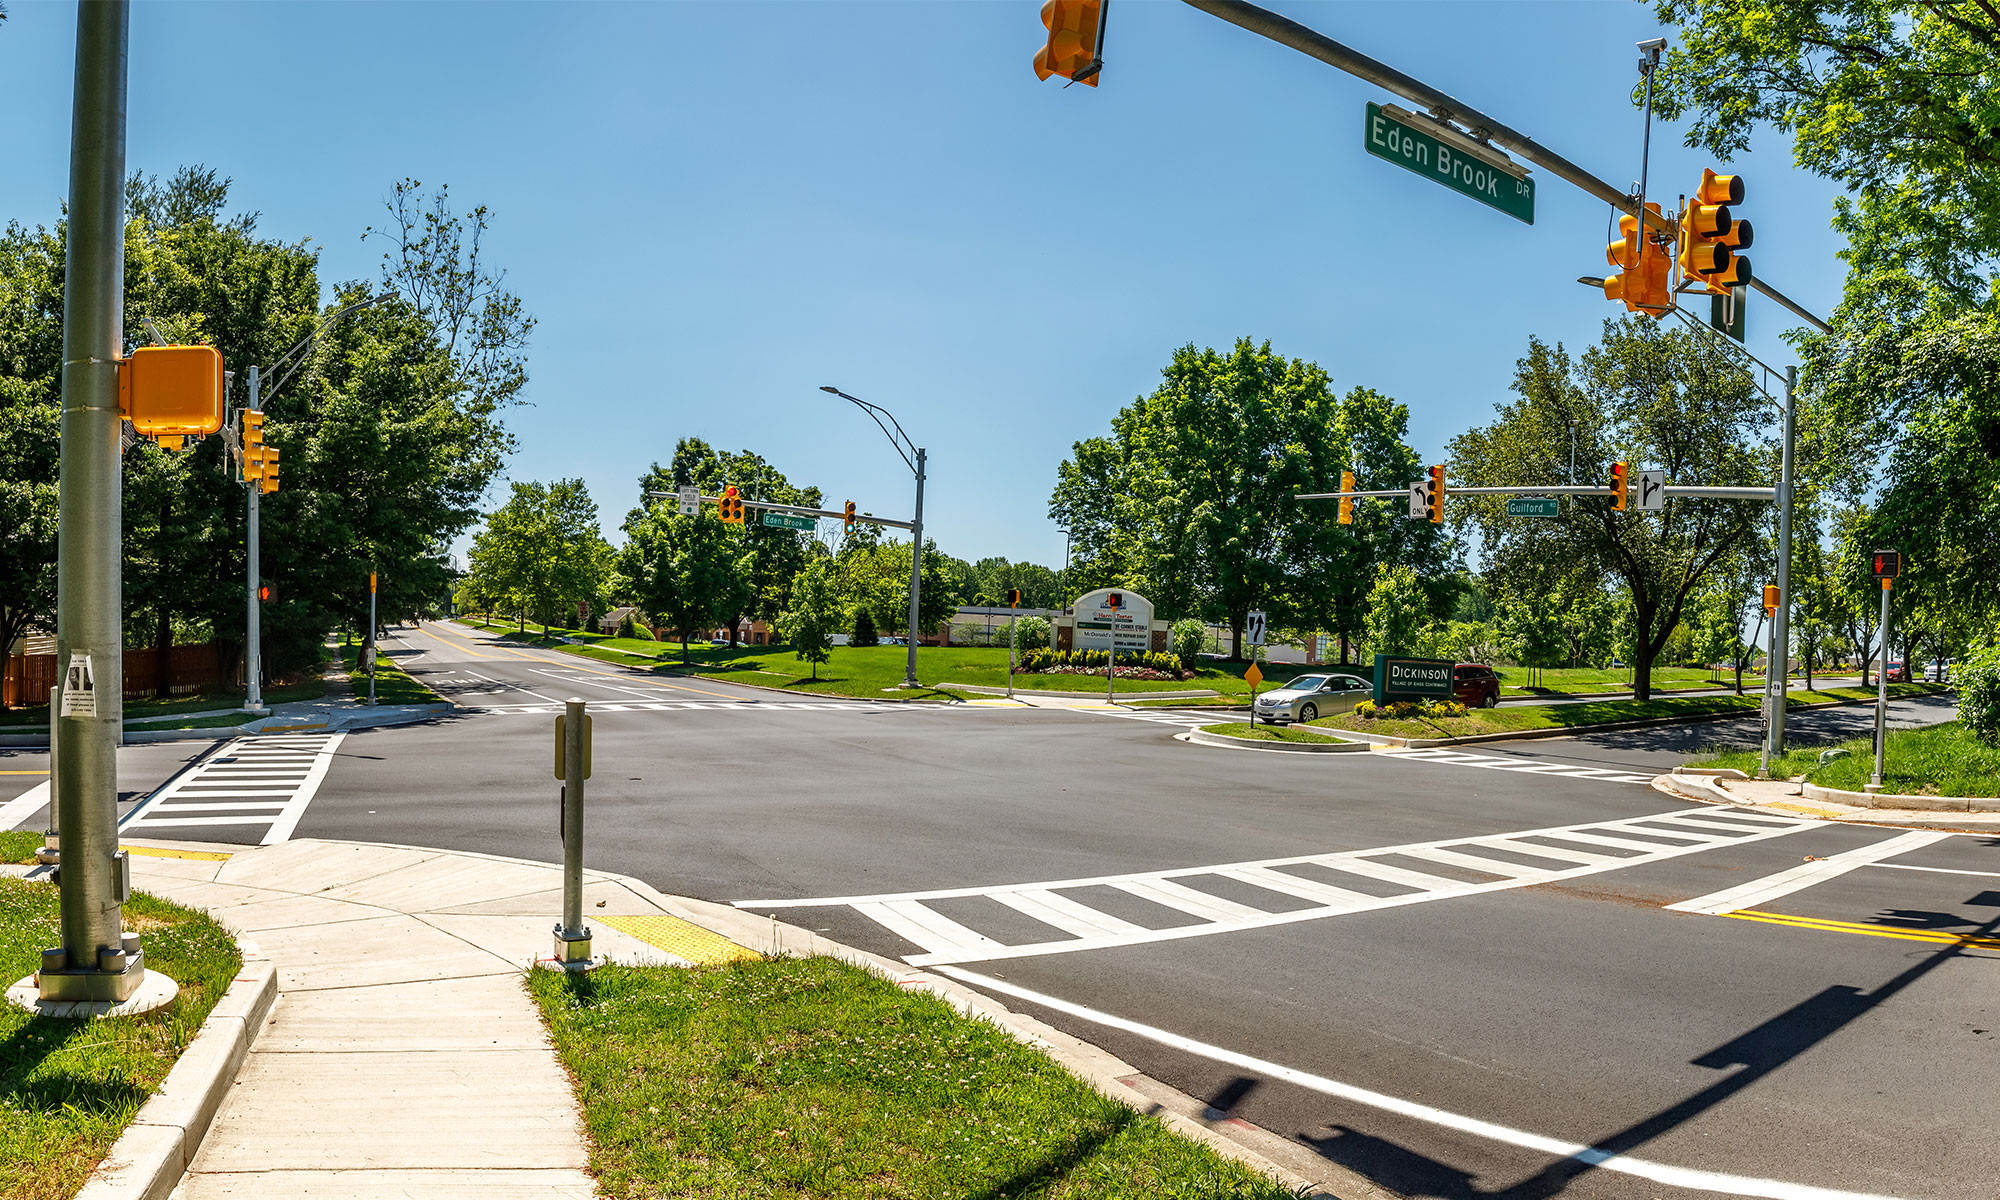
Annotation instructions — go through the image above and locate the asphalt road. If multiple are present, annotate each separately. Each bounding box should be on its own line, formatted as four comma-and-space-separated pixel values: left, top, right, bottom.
35, 621, 1994, 1200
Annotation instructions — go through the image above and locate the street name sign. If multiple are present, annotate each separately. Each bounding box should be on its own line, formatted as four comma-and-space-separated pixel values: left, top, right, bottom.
1365, 102, 1535, 225
1507, 497, 1560, 517
1372, 653, 1456, 705
761, 512, 816, 531
1638, 469, 1666, 512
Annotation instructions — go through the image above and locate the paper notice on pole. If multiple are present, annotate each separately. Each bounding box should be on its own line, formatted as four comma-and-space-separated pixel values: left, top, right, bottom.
60, 654, 97, 717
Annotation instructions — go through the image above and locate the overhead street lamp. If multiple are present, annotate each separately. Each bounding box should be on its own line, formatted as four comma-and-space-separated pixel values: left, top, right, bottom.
821, 385, 926, 689
240, 292, 394, 714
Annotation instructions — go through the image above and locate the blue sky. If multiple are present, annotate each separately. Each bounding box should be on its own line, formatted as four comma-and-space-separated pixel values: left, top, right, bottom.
2, 1, 1844, 571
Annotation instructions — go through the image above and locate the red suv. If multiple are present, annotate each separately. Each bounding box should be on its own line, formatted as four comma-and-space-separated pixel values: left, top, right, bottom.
1452, 663, 1501, 709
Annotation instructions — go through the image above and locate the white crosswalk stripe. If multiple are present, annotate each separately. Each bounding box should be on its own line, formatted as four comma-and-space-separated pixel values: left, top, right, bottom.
121, 733, 343, 845
734, 805, 1825, 966
1370, 745, 1657, 784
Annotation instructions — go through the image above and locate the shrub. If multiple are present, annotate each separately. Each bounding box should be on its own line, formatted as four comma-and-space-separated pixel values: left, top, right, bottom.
1011, 615, 1051, 650
1171, 618, 1206, 667
850, 608, 880, 647
1353, 697, 1466, 721
616, 613, 640, 640
1959, 636, 2000, 745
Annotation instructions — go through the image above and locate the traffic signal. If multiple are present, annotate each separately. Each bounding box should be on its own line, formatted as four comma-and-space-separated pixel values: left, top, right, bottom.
1425, 464, 1445, 524
1338, 470, 1355, 525
843, 500, 856, 534
1679, 169, 1750, 294
1609, 461, 1628, 511
260, 446, 280, 494
719, 485, 743, 524
240, 409, 266, 483
1008, 588, 1022, 608
1033, 0, 1102, 87
1871, 550, 1901, 580
1603, 202, 1673, 315
1762, 584, 1781, 614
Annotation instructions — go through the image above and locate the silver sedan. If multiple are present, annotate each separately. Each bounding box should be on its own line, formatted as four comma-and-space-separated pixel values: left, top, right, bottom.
1250, 672, 1372, 724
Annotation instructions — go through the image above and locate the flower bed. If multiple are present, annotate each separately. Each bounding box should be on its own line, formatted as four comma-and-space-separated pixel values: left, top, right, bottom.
1017, 649, 1191, 681
1352, 698, 1468, 720
1028, 664, 1190, 682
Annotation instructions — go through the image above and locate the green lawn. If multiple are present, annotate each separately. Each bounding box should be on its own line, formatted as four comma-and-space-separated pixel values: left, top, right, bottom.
0, 831, 41, 864
1306, 683, 1943, 741
340, 641, 443, 706
1203, 721, 1350, 745
0, 679, 324, 729
2, 879, 243, 1200
1691, 720, 2000, 798
1495, 665, 1774, 697
526, 955, 1296, 1200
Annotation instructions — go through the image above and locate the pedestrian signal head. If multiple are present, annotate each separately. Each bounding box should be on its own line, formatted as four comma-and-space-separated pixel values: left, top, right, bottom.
1762, 584, 1780, 613
1034, 0, 1102, 86
1008, 589, 1022, 608
1609, 461, 1628, 511
1338, 470, 1355, 525
120, 345, 224, 443
1106, 591, 1122, 609
1871, 550, 1901, 580
258, 584, 272, 602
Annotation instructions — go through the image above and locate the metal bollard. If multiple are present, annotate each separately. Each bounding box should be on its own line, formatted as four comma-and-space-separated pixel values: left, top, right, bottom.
551, 697, 595, 970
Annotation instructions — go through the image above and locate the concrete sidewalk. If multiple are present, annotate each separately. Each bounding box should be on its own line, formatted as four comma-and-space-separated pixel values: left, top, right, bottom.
122, 839, 762, 1198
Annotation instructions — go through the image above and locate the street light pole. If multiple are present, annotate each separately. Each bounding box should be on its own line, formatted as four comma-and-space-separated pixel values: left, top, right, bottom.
821, 386, 926, 689
244, 364, 265, 714
41, 0, 145, 1005
1766, 365, 1799, 761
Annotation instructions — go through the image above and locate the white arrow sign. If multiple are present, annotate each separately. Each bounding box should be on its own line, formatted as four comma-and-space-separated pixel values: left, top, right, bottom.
1408, 480, 1427, 519
1245, 610, 1268, 647
1638, 469, 1666, 512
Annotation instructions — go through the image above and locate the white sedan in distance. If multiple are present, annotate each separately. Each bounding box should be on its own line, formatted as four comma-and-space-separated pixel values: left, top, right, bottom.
1251, 672, 1372, 725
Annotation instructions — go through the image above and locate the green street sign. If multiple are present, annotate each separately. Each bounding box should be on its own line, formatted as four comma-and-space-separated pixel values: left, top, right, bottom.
761, 512, 816, 531
1365, 102, 1534, 225
1506, 497, 1561, 517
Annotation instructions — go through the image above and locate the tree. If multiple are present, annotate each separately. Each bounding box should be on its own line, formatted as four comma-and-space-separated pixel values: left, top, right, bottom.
777, 559, 838, 680
1362, 564, 1429, 658
850, 607, 879, 647
1449, 319, 1773, 699
1497, 592, 1566, 688
0, 379, 56, 705
465, 480, 611, 636
618, 508, 743, 662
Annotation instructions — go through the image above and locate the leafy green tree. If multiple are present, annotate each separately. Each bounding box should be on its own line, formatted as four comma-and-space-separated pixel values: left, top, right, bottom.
1449, 319, 1773, 698
777, 558, 838, 680
850, 607, 880, 647
619, 507, 743, 662
0, 379, 56, 705
1498, 593, 1566, 687
465, 479, 611, 636
1362, 564, 1430, 658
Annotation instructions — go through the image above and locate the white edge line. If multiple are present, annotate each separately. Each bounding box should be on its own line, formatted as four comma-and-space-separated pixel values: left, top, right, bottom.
1664, 831, 1949, 915
932, 965, 1906, 1200
1866, 861, 2000, 879
260, 732, 346, 846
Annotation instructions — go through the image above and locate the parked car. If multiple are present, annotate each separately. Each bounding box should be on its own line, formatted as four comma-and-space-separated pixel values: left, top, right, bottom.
707, 639, 730, 647
1924, 660, 1953, 683
1251, 672, 1371, 725
1452, 663, 1502, 709
1886, 661, 1907, 682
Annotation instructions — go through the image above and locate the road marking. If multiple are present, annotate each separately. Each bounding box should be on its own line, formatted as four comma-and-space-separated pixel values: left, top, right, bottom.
1866, 862, 2000, 879
934, 966, 1904, 1200
0, 770, 49, 775
596, 914, 760, 965
121, 733, 345, 845
463, 670, 566, 705
0, 781, 51, 831
734, 807, 1824, 967
1665, 830, 1949, 915
991, 888, 1147, 938
403, 623, 501, 659
1725, 909, 2000, 952
1367, 745, 1657, 785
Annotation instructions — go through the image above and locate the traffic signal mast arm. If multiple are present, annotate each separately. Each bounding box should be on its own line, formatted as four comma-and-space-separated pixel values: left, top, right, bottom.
1175, 0, 1829, 334
641, 491, 916, 531
1296, 483, 1776, 500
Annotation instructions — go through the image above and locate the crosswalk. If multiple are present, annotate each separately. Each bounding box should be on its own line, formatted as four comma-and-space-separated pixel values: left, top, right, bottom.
462, 698, 910, 715
1368, 745, 1658, 785
734, 805, 1821, 967
121, 733, 344, 845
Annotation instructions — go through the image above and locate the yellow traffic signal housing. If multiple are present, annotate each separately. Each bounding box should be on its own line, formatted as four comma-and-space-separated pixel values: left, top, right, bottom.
1426, 465, 1445, 524
720, 485, 744, 524
1679, 168, 1751, 294
1034, 0, 1102, 87
1605, 203, 1674, 316
843, 500, 857, 533
240, 409, 266, 483
120, 344, 224, 441
1008, 589, 1023, 608
1609, 461, 1628, 511
260, 446, 280, 494
1338, 470, 1355, 525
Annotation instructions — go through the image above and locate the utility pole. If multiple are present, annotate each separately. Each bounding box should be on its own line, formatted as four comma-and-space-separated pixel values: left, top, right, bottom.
39, 0, 147, 1005
1765, 365, 1798, 760
244, 365, 265, 714
904, 447, 926, 689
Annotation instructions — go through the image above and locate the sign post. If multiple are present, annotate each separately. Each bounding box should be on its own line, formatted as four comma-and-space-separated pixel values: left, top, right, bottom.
1869, 551, 1900, 791
1007, 592, 1017, 700
368, 570, 378, 707
1104, 591, 1122, 704
552, 698, 594, 971
1365, 102, 1535, 224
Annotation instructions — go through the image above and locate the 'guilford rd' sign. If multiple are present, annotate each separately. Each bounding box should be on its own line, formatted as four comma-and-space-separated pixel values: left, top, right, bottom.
1365, 103, 1534, 225
1372, 654, 1457, 704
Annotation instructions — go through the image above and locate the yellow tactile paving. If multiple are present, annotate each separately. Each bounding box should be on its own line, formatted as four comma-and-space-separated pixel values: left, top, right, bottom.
598, 913, 762, 966
125, 846, 234, 861
1728, 908, 2000, 951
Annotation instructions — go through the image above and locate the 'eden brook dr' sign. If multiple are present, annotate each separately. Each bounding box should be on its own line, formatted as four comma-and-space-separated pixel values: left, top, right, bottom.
1372, 654, 1457, 705
1365, 102, 1535, 225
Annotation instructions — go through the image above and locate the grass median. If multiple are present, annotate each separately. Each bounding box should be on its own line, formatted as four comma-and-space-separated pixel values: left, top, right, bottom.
341, 640, 443, 706
1, 831, 41, 864
1202, 721, 1349, 745
0, 680, 324, 729
1690, 719, 2000, 798
1304, 683, 1944, 741
527, 955, 1295, 1200
1, 878, 242, 1200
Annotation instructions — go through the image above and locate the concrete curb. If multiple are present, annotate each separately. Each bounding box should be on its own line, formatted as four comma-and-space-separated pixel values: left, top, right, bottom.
1801, 781, 2000, 813
1183, 727, 1369, 754
74, 957, 278, 1200
0, 701, 454, 749
1651, 771, 2000, 832
953, 683, 1219, 700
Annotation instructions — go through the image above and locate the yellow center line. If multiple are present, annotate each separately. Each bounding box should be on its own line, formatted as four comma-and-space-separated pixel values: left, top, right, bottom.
0, 771, 49, 776
419, 622, 543, 661
1726, 909, 2000, 951
428, 622, 748, 702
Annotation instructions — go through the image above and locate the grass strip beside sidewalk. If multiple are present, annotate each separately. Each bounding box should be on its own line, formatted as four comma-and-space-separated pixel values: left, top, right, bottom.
1203, 722, 1348, 745
528, 956, 1295, 1200
1, 879, 243, 1200
340, 641, 443, 706
1691, 720, 2000, 798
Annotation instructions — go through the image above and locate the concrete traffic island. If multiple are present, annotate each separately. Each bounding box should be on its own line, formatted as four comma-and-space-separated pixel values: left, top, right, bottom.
1656, 768, 2000, 832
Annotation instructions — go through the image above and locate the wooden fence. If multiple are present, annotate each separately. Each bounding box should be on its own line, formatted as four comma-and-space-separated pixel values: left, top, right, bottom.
2, 643, 228, 708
